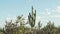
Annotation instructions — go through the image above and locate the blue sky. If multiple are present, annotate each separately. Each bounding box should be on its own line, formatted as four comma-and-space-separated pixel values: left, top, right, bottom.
0, 0, 60, 28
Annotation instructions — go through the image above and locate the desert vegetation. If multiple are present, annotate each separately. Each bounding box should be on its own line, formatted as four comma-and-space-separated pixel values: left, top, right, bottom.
0, 6, 60, 34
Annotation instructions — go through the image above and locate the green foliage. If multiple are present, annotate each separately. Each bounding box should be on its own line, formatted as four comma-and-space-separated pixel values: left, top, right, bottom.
0, 6, 60, 34
42, 21, 60, 34
4, 20, 18, 34
16, 15, 25, 26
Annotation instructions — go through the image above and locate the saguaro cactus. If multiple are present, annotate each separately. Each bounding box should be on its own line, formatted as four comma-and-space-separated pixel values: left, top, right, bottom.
28, 6, 36, 27
38, 21, 42, 29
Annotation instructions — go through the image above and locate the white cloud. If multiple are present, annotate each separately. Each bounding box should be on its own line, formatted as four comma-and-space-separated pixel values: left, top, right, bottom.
6, 17, 11, 22
44, 6, 60, 13
37, 15, 60, 19
45, 9, 51, 15
49, 15, 60, 18
54, 6, 60, 12
6, 16, 17, 23
56, 6, 60, 10
47, 11, 51, 15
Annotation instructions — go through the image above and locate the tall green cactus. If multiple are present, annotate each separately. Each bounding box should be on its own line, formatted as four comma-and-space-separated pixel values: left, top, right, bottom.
28, 6, 36, 27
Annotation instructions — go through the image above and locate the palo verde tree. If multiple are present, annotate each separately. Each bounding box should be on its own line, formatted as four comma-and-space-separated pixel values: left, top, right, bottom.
15, 15, 26, 34
42, 21, 56, 34
16, 15, 23, 26
28, 6, 36, 28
